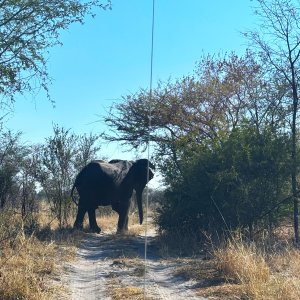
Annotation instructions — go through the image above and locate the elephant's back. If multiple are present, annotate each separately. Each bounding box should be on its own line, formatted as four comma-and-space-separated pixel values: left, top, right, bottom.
75, 161, 118, 205
79, 162, 116, 186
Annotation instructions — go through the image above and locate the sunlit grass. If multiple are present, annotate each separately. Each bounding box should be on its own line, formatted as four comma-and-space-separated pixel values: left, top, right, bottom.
109, 283, 144, 300
213, 237, 300, 300
156, 224, 300, 300
96, 207, 147, 235
0, 234, 58, 299
0, 206, 78, 300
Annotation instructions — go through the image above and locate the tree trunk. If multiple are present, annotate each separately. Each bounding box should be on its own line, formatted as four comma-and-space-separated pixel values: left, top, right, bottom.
292, 89, 299, 244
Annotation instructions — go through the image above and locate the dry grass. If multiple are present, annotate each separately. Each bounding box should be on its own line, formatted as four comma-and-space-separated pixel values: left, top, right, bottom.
197, 284, 244, 300
0, 233, 59, 300
0, 208, 79, 300
163, 225, 300, 300
215, 240, 270, 284
96, 208, 146, 235
174, 258, 244, 299
107, 277, 143, 300
175, 259, 220, 282
107, 278, 156, 300
111, 257, 146, 277
214, 237, 300, 300
96, 208, 119, 232
0, 203, 148, 299
105, 250, 149, 299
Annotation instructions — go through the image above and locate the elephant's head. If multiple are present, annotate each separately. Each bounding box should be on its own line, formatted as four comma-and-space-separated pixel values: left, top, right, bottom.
123, 159, 155, 225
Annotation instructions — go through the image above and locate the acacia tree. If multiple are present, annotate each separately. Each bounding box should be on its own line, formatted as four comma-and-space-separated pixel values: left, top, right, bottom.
104, 52, 279, 171
245, 0, 300, 243
0, 0, 110, 103
105, 51, 294, 237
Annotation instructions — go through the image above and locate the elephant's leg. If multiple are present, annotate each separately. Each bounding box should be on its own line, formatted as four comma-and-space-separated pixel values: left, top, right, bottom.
124, 216, 129, 231
74, 205, 86, 230
117, 201, 130, 233
88, 208, 101, 233
111, 201, 119, 214
112, 201, 128, 229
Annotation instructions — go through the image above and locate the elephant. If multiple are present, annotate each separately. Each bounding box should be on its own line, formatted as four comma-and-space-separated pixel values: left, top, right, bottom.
71, 158, 155, 233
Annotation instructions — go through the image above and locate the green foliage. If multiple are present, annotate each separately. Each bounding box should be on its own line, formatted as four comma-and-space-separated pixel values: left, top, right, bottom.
0, 0, 110, 102
104, 50, 295, 239
0, 124, 102, 228
105, 51, 282, 155
35, 125, 101, 227
0, 130, 36, 211
245, 0, 300, 242
157, 124, 291, 235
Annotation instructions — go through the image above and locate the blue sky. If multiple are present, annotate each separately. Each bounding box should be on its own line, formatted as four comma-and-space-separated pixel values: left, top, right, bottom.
6, 0, 255, 161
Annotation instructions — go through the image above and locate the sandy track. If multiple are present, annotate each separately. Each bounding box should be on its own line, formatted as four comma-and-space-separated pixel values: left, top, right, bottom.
62, 231, 207, 300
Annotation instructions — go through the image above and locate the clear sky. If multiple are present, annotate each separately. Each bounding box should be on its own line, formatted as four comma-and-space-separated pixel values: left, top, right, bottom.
6, 0, 255, 161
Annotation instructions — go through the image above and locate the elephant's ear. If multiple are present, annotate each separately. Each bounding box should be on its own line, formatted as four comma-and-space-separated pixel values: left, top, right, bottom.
132, 159, 155, 187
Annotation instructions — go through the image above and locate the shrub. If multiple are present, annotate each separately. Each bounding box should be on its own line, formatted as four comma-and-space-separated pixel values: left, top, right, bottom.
157, 124, 291, 237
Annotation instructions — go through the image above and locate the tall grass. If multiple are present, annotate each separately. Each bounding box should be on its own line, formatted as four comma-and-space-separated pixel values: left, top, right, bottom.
0, 207, 78, 300
214, 237, 300, 300
156, 224, 300, 299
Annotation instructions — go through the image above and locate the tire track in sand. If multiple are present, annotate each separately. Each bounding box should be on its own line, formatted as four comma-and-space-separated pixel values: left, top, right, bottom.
63, 231, 207, 300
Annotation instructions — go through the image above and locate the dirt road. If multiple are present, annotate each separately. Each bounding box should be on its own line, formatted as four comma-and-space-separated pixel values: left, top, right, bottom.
62, 230, 207, 299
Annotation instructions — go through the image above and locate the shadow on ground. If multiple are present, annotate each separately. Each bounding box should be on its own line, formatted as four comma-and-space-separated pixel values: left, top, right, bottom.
78, 233, 159, 261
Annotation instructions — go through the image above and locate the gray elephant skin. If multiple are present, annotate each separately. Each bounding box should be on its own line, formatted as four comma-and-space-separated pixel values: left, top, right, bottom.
71, 159, 155, 233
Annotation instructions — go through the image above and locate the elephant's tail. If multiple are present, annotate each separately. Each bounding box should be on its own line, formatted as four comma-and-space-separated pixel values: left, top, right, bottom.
70, 183, 79, 206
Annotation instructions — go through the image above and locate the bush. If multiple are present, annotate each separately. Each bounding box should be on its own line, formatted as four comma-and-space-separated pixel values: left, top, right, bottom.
157, 124, 291, 237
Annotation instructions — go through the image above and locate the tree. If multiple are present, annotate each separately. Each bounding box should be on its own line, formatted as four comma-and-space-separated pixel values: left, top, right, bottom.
18, 150, 39, 220
105, 50, 294, 239
0, 129, 38, 229
36, 125, 101, 227
0, 0, 110, 103
245, 0, 300, 243
104, 51, 278, 172
0, 130, 23, 208
74, 132, 102, 172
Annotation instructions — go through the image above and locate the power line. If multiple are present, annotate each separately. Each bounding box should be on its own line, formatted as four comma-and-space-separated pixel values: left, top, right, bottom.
144, 0, 155, 299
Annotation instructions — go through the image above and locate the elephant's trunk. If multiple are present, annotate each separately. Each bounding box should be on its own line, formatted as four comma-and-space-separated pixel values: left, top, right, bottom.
136, 190, 143, 225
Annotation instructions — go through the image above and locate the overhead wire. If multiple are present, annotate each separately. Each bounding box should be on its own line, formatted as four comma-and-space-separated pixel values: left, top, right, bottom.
144, 0, 155, 299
